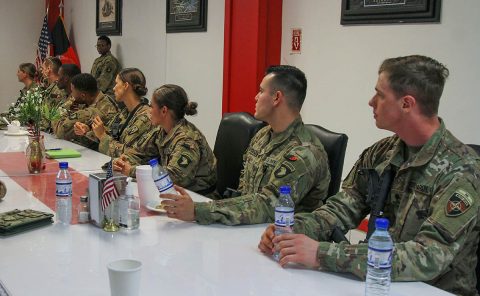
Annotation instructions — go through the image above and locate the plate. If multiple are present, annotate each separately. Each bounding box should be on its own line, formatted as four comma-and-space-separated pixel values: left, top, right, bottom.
146, 204, 166, 213
4, 130, 29, 136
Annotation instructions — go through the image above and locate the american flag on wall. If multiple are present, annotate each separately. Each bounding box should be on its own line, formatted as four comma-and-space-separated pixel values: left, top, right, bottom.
35, 14, 52, 71
101, 160, 120, 211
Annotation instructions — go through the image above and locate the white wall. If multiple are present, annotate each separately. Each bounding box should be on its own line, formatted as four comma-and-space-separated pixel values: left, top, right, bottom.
64, 0, 224, 146
281, 0, 480, 177
0, 0, 45, 111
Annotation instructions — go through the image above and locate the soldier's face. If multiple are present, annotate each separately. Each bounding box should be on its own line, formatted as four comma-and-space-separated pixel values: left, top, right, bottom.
96, 40, 110, 55
17, 69, 26, 82
71, 84, 86, 104
57, 68, 68, 90
369, 72, 404, 132
113, 75, 127, 101
254, 74, 276, 122
150, 99, 165, 126
41, 62, 50, 78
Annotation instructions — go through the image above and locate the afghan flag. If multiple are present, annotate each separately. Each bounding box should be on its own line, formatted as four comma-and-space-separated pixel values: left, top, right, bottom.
50, 16, 81, 69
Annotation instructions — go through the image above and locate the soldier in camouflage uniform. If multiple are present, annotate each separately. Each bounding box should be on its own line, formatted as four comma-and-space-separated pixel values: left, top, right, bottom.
41, 57, 67, 105
91, 35, 121, 97
159, 66, 330, 226
74, 68, 153, 157
114, 84, 216, 195
259, 55, 480, 296
53, 73, 118, 149
57, 64, 82, 113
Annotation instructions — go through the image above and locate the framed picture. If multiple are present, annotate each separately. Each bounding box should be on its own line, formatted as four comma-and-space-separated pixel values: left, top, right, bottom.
341, 0, 441, 25
96, 0, 122, 35
166, 0, 208, 33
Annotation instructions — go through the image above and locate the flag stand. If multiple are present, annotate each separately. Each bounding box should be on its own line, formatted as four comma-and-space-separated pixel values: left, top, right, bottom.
103, 203, 119, 232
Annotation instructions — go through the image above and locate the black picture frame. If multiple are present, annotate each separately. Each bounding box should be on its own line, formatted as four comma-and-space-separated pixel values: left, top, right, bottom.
341, 0, 441, 25
96, 0, 122, 36
166, 0, 208, 33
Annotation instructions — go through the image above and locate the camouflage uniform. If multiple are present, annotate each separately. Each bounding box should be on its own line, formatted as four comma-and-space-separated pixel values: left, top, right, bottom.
195, 117, 330, 225
1, 82, 38, 121
53, 92, 119, 148
90, 52, 121, 96
125, 118, 217, 194
84, 103, 153, 158
44, 81, 67, 106
294, 120, 480, 296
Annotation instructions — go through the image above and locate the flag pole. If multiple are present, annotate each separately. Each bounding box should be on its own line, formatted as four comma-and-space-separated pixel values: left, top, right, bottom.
59, 0, 64, 18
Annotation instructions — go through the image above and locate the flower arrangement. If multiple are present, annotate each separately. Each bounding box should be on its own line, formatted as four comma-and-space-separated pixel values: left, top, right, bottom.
13, 86, 67, 136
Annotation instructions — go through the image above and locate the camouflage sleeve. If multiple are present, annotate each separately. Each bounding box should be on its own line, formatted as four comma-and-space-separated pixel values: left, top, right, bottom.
310, 175, 479, 282
194, 145, 326, 225
54, 108, 97, 140
165, 138, 201, 188
97, 60, 119, 92
123, 128, 160, 165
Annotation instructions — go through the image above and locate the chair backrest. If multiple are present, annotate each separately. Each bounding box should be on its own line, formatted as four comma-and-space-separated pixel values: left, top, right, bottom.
213, 112, 266, 196
305, 124, 348, 197
467, 144, 480, 293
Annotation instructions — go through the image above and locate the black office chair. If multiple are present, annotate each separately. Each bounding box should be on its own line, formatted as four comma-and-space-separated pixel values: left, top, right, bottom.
467, 144, 480, 293
305, 124, 348, 197
213, 112, 266, 196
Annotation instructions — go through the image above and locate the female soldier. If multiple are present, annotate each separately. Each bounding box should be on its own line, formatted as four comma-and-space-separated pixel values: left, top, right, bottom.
114, 84, 217, 195
73, 68, 152, 157
2, 63, 39, 119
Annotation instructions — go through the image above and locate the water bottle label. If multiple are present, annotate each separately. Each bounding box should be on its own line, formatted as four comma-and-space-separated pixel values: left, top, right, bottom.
367, 247, 393, 269
56, 182, 72, 197
274, 207, 294, 227
154, 173, 174, 193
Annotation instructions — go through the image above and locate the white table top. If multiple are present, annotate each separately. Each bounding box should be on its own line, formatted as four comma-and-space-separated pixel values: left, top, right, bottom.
0, 132, 452, 296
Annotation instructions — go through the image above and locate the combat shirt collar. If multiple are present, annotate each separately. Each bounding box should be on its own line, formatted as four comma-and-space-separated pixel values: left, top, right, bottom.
382, 118, 446, 172
264, 116, 303, 153
159, 118, 187, 148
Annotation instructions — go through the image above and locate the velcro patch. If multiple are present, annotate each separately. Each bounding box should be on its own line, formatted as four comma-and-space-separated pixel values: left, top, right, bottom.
446, 190, 473, 217
274, 162, 295, 178
177, 154, 192, 168
128, 125, 139, 135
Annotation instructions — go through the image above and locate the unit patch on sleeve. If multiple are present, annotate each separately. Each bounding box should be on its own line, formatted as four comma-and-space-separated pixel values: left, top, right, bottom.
177, 154, 192, 168
445, 189, 473, 217
274, 162, 295, 178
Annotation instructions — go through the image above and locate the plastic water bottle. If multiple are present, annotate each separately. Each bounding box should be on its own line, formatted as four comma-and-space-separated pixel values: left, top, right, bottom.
118, 178, 140, 230
273, 185, 294, 261
149, 158, 177, 195
365, 218, 394, 296
56, 162, 72, 225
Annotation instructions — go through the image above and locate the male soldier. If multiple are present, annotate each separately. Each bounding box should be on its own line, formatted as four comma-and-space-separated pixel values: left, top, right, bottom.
57, 63, 81, 112
41, 56, 67, 105
161, 65, 331, 225
53, 73, 119, 149
258, 55, 480, 296
91, 35, 121, 97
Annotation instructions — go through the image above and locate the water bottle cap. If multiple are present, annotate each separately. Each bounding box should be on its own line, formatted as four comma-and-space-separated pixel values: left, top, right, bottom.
279, 185, 291, 194
148, 158, 158, 167
125, 177, 134, 196
375, 218, 389, 230
59, 162, 68, 169
80, 195, 88, 202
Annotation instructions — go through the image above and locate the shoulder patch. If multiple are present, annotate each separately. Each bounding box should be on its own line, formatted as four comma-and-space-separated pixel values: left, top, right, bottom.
274, 162, 295, 178
177, 154, 192, 168
285, 154, 298, 161
445, 189, 473, 217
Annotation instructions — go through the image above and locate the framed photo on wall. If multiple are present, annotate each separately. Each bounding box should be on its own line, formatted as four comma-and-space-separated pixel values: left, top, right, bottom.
96, 0, 122, 35
341, 0, 441, 25
166, 0, 208, 33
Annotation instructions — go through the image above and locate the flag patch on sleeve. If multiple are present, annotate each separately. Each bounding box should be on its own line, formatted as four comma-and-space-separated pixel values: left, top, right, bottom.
446, 189, 473, 217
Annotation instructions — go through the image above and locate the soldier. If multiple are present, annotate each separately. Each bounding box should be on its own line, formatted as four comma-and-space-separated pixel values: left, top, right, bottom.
57, 64, 81, 112
91, 35, 121, 97
1, 63, 39, 121
73, 68, 152, 157
41, 56, 67, 105
258, 55, 480, 296
113, 84, 216, 195
53, 73, 119, 149
157, 65, 331, 225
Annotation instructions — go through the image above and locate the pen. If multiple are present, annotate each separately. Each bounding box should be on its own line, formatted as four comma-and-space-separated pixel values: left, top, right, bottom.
46, 148, 62, 151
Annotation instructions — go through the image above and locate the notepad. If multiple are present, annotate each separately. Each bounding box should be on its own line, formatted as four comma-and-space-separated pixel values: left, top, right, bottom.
45, 148, 81, 159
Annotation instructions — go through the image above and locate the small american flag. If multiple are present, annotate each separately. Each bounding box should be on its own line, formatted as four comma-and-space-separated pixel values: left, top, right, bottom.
101, 160, 119, 211
35, 14, 51, 70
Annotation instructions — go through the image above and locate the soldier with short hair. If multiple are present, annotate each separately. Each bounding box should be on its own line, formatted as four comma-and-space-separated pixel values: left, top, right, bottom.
258, 55, 480, 296
158, 65, 331, 225
91, 35, 121, 97
53, 73, 119, 149
42, 56, 67, 105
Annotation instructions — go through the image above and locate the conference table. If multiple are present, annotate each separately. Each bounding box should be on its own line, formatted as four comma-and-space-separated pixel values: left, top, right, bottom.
0, 132, 453, 295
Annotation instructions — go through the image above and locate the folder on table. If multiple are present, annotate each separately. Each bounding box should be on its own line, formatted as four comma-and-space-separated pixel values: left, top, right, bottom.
45, 148, 81, 159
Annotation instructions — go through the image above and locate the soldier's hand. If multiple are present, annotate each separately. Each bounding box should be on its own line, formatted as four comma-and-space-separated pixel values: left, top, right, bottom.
273, 233, 320, 268
113, 155, 132, 176
161, 185, 195, 222
74, 122, 90, 136
258, 224, 276, 255
91, 116, 106, 140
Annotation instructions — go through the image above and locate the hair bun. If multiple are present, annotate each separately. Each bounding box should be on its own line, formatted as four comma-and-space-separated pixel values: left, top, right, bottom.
185, 101, 198, 116
133, 85, 148, 96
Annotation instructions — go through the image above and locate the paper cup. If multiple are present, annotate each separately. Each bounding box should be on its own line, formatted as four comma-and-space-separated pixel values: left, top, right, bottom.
136, 165, 161, 208
107, 259, 142, 296
7, 124, 20, 134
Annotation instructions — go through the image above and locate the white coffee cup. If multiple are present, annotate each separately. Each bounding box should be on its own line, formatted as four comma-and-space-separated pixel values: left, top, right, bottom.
136, 165, 161, 208
7, 124, 20, 134
107, 259, 142, 296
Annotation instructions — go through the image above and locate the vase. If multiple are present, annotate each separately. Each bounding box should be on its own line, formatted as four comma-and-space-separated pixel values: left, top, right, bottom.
26, 135, 45, 174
